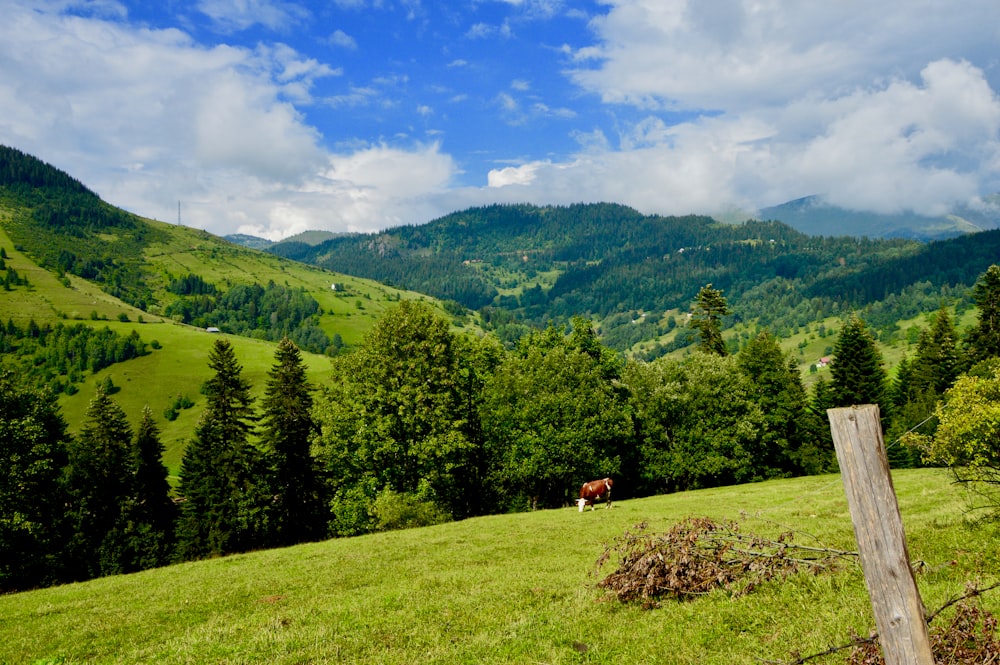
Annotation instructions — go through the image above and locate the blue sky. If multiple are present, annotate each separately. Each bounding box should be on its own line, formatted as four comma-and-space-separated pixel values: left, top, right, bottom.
1, 1, 999, 239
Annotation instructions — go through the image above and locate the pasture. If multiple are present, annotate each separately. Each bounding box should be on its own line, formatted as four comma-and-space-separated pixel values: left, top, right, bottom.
2, 468, 998, 664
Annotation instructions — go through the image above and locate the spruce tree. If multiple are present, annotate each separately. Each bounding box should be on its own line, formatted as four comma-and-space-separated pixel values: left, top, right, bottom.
830, 314, 889, 412
737, 330, 832, 476
690, 284, 729, 356
260, 337, 324, 547
0, 370, 71, 591
65, 385, 134, 579
123, 406, 176, 570
965, 264, 1000, 365
175, 339, 259, 560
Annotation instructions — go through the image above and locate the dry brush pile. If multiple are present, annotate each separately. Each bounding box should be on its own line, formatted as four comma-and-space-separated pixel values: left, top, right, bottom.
593, 516, 854, 608
594, 517, 1000, 663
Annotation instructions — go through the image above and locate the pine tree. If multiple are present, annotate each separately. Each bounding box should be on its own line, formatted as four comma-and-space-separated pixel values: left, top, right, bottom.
737, 330, 833, 476
830, 314, 889, 412
65, 385, 134, 579
123, 406, 176, 570
690, 284, 729, 356
0, 370, 71, 591
175, 339, 259, 560
965, 264, 1000, 365
260, 337, 324, 547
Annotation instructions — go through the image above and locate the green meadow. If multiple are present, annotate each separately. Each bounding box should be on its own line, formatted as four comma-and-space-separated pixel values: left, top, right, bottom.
0, 219, 467, 474
2, 468, 997, 665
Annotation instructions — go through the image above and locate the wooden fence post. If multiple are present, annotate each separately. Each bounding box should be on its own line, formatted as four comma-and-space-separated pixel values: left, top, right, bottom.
827, 404, 934, 665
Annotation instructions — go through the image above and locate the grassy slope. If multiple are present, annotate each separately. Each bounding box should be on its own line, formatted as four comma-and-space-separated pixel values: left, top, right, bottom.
0, 219, 460, 474
1, 469, 996, 664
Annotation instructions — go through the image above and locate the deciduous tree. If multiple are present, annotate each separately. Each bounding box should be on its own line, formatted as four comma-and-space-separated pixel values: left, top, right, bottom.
481, 331, 630, 510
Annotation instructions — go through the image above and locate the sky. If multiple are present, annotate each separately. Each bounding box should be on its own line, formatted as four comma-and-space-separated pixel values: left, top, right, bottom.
1, 1, 999, 240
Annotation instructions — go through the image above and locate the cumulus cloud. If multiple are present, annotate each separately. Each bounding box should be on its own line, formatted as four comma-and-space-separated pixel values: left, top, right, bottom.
570, 0, 1000, 112
0, 2, 463, 238
487, 59, 1000, 218
236, 142, 458, 239
196, 0, 311, 33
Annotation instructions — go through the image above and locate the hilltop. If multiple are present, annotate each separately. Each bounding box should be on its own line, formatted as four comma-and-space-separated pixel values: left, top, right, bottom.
757, 194, 1000, 240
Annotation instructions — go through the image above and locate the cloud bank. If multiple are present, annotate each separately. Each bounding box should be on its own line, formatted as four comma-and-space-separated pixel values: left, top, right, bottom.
0, 0, 998, 239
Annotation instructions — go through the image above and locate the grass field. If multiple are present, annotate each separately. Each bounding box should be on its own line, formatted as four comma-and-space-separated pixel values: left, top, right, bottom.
0, 219, 470, 474
2, 468, 998, 664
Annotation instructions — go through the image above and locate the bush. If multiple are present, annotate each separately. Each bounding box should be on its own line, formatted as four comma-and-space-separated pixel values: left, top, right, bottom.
372, 489, 451, 532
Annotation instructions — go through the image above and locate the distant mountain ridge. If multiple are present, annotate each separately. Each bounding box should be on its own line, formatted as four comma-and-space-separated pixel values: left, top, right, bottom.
757, 194, 1000, 240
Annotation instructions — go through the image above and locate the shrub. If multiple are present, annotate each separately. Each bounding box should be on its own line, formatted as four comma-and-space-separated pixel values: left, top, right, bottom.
372, 489, 451, 532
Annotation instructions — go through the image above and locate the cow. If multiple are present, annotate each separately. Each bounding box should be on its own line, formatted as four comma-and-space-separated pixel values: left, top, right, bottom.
577, 477, 613, 512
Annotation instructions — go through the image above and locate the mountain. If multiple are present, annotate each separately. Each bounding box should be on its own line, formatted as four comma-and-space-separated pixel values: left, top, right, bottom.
757, 195, 1000, 240
225, 229, 341, 250
224, 233, 273, 250
267, 201, 1000, 357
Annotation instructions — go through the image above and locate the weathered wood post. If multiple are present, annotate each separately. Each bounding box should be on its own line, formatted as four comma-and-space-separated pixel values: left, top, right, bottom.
827, 404, 934, 665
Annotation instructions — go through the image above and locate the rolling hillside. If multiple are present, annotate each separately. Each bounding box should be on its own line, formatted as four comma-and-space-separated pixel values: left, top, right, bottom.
2, 469, 996, 664
0, 146, 463, 471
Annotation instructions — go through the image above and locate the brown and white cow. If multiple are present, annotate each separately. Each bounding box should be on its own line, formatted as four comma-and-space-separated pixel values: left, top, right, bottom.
577, 477, 613, 512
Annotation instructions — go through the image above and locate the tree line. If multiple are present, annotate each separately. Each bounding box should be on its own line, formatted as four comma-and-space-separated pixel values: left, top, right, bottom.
0, 318, 149, 396
6, 265, 1000, 593
164, 276, 334, 354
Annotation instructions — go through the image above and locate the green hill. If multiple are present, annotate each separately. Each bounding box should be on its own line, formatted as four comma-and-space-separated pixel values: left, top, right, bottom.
0, 146, 463, 471
268, 202, 1000, 363
2, 468, 996, 664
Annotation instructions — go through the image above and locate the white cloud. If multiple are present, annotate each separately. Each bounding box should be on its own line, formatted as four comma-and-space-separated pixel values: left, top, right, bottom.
328, 29, 357, 50
483, 59, 1000, 219
0, 3, 464, 238
237, 142, 459, 238
197, 0, 311, 33
570, 0, 1000, 113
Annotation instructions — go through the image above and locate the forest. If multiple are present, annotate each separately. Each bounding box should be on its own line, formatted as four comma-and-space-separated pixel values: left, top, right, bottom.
6, 261, 1000, 593
268, 202, 1000, 355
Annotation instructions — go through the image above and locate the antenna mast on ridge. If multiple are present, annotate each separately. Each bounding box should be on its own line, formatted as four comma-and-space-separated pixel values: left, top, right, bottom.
177, 200, 181, 225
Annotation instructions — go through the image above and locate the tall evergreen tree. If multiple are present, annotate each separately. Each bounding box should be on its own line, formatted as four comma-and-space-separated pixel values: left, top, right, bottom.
0, 370, 71, 591
737, 331, 833, 476
175, 339, 259, 560
830, 314, 890, 423
260, 337, 324, 547
965, 264, 1000, 366
122, 406, 176, 570
65, 385, 134, 579
913, 305, 960, 394
689, 284, 729, 356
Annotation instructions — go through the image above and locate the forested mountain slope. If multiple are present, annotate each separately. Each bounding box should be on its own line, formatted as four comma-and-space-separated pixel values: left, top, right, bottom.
269, 202, 1000, 355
